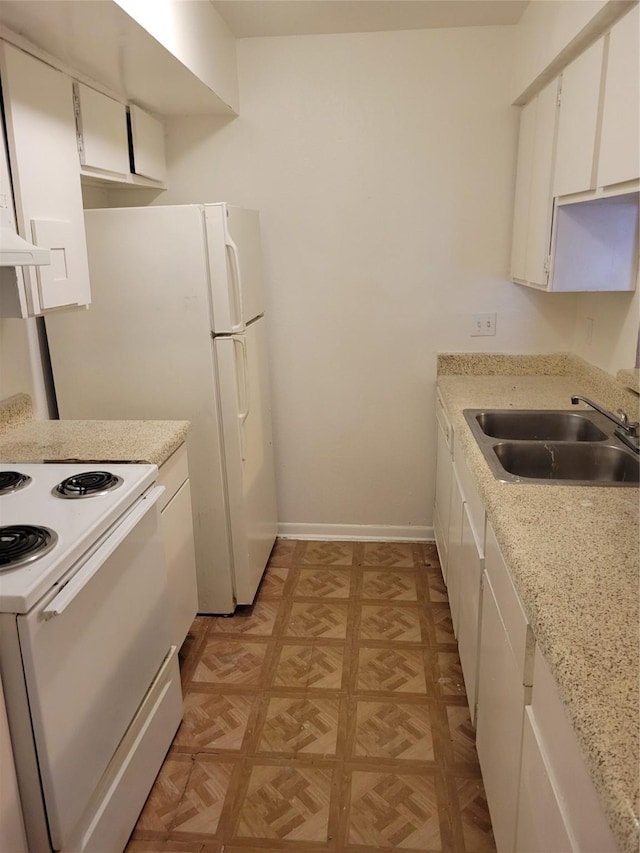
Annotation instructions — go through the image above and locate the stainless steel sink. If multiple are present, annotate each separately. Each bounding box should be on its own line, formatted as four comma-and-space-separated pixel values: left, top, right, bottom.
473, 410, 608, 442
463, 408, 639, 486
493, 442, 639, 484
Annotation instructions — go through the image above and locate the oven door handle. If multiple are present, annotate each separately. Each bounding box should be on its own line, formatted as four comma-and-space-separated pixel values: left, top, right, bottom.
42, 485, 165, 620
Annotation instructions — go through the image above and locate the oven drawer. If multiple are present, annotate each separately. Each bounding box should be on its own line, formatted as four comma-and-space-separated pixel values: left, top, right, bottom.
17, 486, 170, 849
68, 646, 182, 853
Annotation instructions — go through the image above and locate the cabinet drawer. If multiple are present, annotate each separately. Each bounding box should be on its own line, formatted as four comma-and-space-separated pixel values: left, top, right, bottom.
157, 444, 189, 512
485, 521, 533, 685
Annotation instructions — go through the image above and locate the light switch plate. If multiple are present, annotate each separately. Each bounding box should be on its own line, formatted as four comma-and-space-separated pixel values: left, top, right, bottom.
471, 312, 497, 336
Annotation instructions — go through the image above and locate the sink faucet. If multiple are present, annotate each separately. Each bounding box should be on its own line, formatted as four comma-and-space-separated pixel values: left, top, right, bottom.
571, 395, 640, 454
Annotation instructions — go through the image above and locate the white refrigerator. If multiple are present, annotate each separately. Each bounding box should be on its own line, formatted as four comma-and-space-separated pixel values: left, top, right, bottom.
45, 203, 278, 614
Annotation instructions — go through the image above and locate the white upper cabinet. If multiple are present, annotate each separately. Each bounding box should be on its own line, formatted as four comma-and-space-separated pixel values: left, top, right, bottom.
0, 42, 90, 315
597, 4, 640, 188
510, 79, 559, 289
74, 82, 130, 176
553, 39, 604, 198
129, 105, 166, 183
511, 5, 640, 293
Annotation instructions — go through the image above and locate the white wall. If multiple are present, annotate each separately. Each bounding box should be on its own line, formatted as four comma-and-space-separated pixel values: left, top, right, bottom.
152, 26, 580, 538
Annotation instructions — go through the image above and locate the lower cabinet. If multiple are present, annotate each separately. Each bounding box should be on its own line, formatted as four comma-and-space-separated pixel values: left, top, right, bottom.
432, 390, 617, 853
515, 647, 618, 853
157, 444, 198, 650
456, 501, 484, 725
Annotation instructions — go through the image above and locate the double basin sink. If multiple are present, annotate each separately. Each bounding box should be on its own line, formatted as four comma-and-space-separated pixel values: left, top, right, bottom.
463, 409, 639, 486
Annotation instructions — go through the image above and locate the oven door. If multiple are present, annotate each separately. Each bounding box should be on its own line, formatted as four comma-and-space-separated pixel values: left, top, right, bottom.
17, 486, 169, 849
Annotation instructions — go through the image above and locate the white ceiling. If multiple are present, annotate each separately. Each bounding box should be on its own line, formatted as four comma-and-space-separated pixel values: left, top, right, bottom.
211, 0, 529, 39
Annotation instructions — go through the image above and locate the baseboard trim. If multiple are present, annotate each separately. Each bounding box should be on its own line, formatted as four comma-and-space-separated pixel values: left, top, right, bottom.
277, 523, 434, 542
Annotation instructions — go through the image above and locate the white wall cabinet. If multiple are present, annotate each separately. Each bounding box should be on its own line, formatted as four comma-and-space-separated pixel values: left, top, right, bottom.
157, 444, 198, 650
512, 6, 639, 294
74, 84, 166, 188
129, 105, 166, 183
510, 79, 559, 289
74, 82, 130, 176
0, 42, 91, 315
598, 4, 640, 189
553, 39, 604, 198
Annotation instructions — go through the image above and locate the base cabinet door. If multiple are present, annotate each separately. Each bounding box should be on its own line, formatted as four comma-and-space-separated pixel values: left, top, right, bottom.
456, 502, 483, 725
475, 572, 524, 853
515, 709, 575, 853
446, 467, 465, 636
158, 445, 198, 648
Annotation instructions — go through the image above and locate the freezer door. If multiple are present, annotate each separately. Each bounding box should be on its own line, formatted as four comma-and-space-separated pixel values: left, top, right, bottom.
214, 318, 278, 603
205, 204, 265, 333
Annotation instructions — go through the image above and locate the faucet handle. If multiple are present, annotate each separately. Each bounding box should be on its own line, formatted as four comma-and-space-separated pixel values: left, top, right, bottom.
617, 410, 640, 436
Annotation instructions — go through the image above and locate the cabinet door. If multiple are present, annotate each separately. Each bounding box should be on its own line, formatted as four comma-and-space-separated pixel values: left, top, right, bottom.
511, 98, 536, 283
553, 39, 604, 197
129, 105, 166, 182
515, 710, 576, 853
511, 79, 559, 288
598, 5, 640, 187
446, 467, 465, 636
434, 415, 453, 580
0, 43, 91, 312
456, 503, 483, 725
525, 79, 559, 287
476, 573, 525, 853
160, 480, 198, 649
75, 82, 130, 175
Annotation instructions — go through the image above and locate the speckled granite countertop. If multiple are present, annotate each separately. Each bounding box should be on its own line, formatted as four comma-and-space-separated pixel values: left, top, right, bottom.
0, 394, 189, 467
437, 354, 639, 853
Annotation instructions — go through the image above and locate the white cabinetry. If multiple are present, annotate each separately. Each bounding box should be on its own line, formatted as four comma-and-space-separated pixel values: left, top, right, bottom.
510, 79, 559, 289
0, 42, 91, 315
511, 6, 639, 294
74, 82, 130, 176
553, 40, 604, 198
74, 83, 166, 188
157, 444, 198, 650
456, 498, 484, 725
129, 105, 166, 182
515, 646, 618, 853
433, 390, 453, 581
433, 393, 485, 725
598, 4, 640, 188
475, 521, 533, 853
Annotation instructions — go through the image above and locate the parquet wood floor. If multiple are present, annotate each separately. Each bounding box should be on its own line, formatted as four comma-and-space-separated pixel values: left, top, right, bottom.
126, 540, 496, 853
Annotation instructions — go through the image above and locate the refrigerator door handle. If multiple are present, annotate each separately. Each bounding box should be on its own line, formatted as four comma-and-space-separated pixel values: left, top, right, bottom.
234, 336, 250, 461
226, 235, 245, 333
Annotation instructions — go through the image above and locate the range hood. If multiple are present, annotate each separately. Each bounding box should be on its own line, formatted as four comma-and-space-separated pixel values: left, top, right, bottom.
0, 207, 51, 266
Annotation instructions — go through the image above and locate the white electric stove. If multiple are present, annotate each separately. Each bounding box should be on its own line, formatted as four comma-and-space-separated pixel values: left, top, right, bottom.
0, 462, 183, 853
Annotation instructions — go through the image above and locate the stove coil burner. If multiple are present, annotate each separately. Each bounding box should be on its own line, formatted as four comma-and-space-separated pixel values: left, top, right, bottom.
0, 525, 58, 571
54, 471, 124, 499
0, 471, 32, 495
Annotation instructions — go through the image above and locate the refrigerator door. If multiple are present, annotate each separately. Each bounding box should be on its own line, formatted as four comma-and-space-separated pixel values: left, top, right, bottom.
214, 317, 278, 603
45, 205, 237, 613
205, 203, 265, 333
